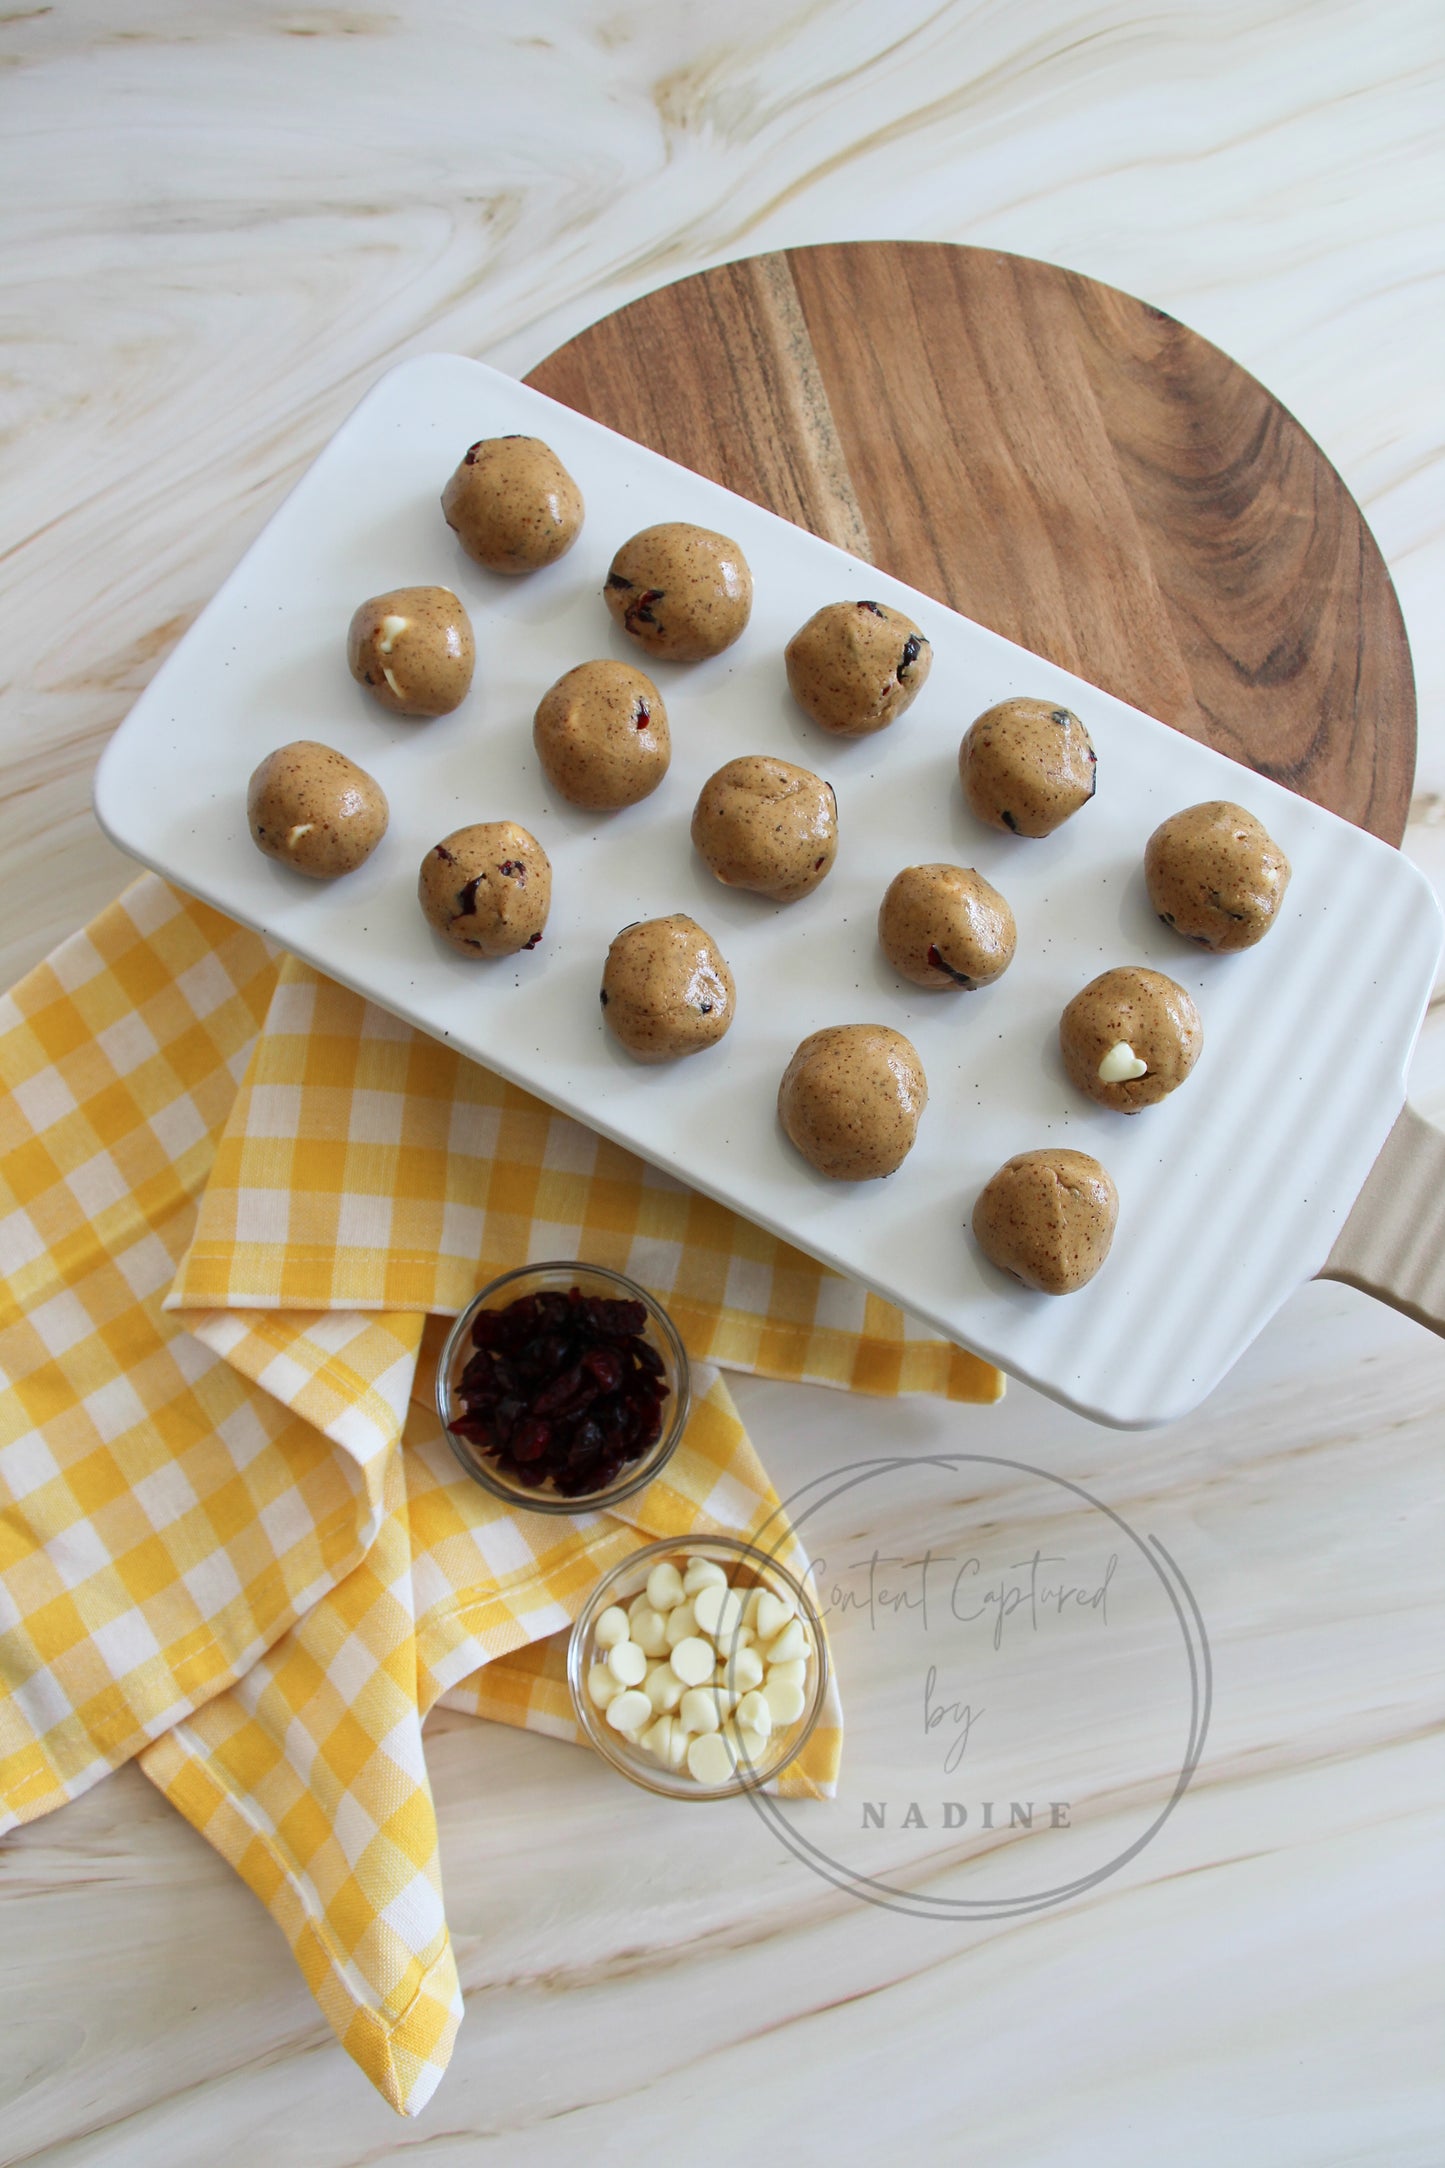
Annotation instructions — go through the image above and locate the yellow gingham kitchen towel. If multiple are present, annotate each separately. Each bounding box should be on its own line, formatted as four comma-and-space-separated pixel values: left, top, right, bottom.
1, 875, 1001, 2116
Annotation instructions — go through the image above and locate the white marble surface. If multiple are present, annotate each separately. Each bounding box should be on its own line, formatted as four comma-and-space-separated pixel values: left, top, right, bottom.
1, 4, 1442, 2161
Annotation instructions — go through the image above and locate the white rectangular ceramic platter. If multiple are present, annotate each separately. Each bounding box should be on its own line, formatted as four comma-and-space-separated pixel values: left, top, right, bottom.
95, 355, 1443, 1426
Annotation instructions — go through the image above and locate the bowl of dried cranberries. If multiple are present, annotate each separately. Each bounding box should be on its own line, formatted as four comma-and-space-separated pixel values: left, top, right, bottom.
436, 1261, 690, 1511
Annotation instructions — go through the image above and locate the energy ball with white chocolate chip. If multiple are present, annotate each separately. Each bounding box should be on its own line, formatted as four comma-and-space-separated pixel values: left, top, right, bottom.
972, 1149, 1119, 1295
778, 1024, 928, 1180
960, 697, 1097, 837
604, 522, 752, 662
785, 599, 931, 737
600, 914, 735, 1064
1145, 800, 1291, 952
441, 434, 584, 574
691, 755, 838, 903
533, 659, 670, 810
347, 586, 474, 717
1060, 966, 1203, 1111
417, 821, 551, 957
877, 863, 1016, 990
246, 741, 388, 880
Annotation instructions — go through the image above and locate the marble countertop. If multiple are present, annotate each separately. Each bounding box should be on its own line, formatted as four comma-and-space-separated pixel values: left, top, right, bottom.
2, 5, 1442, 2161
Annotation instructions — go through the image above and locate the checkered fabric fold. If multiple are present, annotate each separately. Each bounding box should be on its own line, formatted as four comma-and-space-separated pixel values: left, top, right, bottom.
1, 876, 1000, 2116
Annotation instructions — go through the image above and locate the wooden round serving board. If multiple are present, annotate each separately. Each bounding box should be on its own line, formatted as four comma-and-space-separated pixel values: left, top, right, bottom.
527, 241, 1415, 844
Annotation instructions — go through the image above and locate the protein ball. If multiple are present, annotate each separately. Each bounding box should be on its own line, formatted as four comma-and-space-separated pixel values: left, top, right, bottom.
778, 1024, 928, 1180
441, 434, 584, 574
418, 821, 552, 957
533, 660, 670, 811
1059, 966, 1203, 1110
1145, 800, 1292, 952
972, 1149, 1119, 1294
347, 586, 475, 717
960, 697, 1097, 837
247, 741, 388, 880
784, 599, 932, 737
603, 523, 752, 661
600, 915, 735, 1063
691, 755, 837, 903
877, 863, 1016, 990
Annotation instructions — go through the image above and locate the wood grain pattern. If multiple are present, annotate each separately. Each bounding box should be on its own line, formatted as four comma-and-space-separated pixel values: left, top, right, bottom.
527, 242, 1415, 843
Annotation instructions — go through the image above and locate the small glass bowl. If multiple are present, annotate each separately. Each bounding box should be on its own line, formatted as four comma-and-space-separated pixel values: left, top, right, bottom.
568, 1534, 829, 1800
436, 1260, 690, 1513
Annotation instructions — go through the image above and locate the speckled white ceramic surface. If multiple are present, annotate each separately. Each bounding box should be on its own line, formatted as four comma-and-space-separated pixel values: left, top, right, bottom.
94, 353, 1442, 1426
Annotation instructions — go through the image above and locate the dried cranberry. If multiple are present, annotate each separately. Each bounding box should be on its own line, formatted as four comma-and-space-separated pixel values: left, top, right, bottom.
511, 1417, 553, 1462
582, 1345, 623, 1391
451, 1279, 672, 1496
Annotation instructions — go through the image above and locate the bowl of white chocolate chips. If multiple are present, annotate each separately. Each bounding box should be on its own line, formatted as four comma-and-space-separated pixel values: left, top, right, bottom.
568, 1535, 827, 1798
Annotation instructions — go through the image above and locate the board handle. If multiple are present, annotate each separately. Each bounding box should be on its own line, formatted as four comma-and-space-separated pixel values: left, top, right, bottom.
1318, 1103, 1445, 1335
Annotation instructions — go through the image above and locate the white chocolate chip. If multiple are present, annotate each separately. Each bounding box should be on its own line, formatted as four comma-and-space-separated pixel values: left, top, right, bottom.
376, 613, 409, 655
594, 1605, 629, 1650
380, 665, 404, 700
664, 1720, 691, 1769
679, 1685, 721, 1735
754, 1587, 796, 1640
687, 1731, 737, 1785
767, 1658, 807, 1691
733, 1724, 768, 1768
1098, 1040, 1148, 1084
285, 823, 314, 849
587, 1663, 623, 1710
735, 1689, 772, 1737
741, 1587, 767, 1627
725, 1645, 765, 1694
664, 1599, 698, 1649
692, 1582, 743, 1645
669, 1636, 715, 1687
683, 1558, 728, 1595
627, 1590, 651, 1619
646, 1561, 685, 1612
606, 1639, 647, 1687
642, 1662, 685, 1714
763, 1618, 808, 1667
605, 1687, 652, 1734
630, 1606, 669, 1658
641, 1714, 676, 1763
762, 1675, 806, 1727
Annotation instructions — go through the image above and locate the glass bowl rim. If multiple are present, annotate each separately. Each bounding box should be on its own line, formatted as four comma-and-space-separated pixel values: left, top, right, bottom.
435, 1259, 691, 1514
567, 1532, 830, 1800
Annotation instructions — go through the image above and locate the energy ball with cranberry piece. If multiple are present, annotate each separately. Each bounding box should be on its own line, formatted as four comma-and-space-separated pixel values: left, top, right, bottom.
1060, 965, 1203, 1111
604, 522, 752, 662
972, 1149, 1119, 1295
1145, 800, 1291, 952
878, 863, 1016, 990
600, 915, 735, 1063
533, 659, 670, 811
785, 599, 932, 737
778, 1024, 928, 1181
441, 435, 584, 575
418, 821, 551, 958
960, 697, 1097, 837
247, 741, 388, 880
691, 755, 837, 904
347, 586, 474, 717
